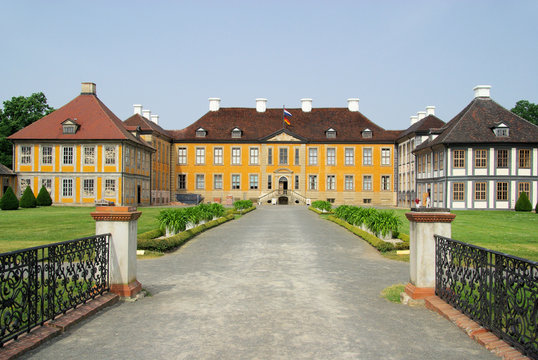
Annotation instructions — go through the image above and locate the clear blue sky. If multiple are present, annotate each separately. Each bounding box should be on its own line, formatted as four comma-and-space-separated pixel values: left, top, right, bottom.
1, 0, 537, 131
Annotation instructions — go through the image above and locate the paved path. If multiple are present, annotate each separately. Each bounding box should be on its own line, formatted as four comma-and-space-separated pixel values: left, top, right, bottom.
22, 207, 495, 359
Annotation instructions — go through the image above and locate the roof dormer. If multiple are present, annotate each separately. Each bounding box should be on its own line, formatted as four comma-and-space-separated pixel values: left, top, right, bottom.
196, 127, 207, 137
325, 128, 336, 139
492, 122, 509, 137
231, 127, 242, 139
362, 128, 372, 139
61, 118, 79, 134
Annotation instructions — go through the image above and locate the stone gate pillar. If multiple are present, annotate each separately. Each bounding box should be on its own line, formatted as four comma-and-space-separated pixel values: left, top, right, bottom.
91, 206, 142, 297
403, 208, 456, 300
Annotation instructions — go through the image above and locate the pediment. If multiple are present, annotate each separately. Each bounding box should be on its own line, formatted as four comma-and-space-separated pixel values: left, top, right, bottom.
274, 168, 293, 174
261, 128, 306, 142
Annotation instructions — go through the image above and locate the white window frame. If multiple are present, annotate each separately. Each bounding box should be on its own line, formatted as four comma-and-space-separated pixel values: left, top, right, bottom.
249, 147, 259, 165
381, 148, 391, 166
62, 178, 73, 197
308, 148, 318, 166
213, 147, 223, 165
249, 174, 259, 190
105, 145, 116, 165
326, 148, 336, 166
41, 146, 53, 165
83, 178, 95, 197
381, 175, 391, 191
279, 147, 288, 165
214, 174, 223, 190
62, 146, 74, 165
363, 175, 372, 191
326, 175, 336, 190
83, 146, 95, 165
231, 174, 241, 189
363, 148, 372, 166
308, 174, 318, 190
178, 147, 187, 165
21, 146, 32, 165
195, 174, 205, 189
232, 147, 241, 165
344, 175, 354, 190
195, 147, 205, 165
344, 148, 354, 166
178, 174, 187, 190
104, 179, 116, 197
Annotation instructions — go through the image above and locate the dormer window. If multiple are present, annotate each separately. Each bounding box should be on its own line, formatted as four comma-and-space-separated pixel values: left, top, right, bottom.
62, 118, 79, 134
362, 128, 372, 139
325, 128, 336, 139
196, 127, 207, 137
493, 123, 509, 137
231, 127, 242, 139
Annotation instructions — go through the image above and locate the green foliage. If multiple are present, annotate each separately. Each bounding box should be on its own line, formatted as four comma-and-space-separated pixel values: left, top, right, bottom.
233, 200, 253, 211
536, 202, 538, 213
137, 228, 165, 241
327, 215, 395, 252
0, 92, 54, 167
381, 284, 406, 303
515, 192, 533, 212
36, 185, 52, 206
333, 205, 401, 237
0, 186, 19, 210
311, 200, 332, 212
19, 186, 37, 208
157, 203, 232, 235
511, 100, 538, 125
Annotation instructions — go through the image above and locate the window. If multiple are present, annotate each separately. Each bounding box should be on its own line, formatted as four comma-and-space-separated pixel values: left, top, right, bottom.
494, 126, 509, 137
231, 128, 242, 138
212, 147, 222, 165
326, 175, 335, 190
381, 175, 390, 191
427, 154, 431, 173
362, 129, 372, 138
20, 178, 31, 196
475, 150, 487, 168
453, 182, 464, 201
453, 150, 465, 168
309, 148, 318, 165
268, 175, 272, 190
124, 147, 130, 167
344, 175, 354, 190
326, 128, 336, 138
363, 175, 372, 191
41, 178, 52, 198
496, 182, 508, 201
232, 147, 241, 165
309, 175, 318, 190
519, 149, 530, 168
363, 148, 372, 165
63, 146, 73, 165
433, 152, 438, 170
195, 174, 205, 189
327, 198, 335, 204
267, 148, 273, 165
62, 178, 73, 197
63, 125, 76, 134
41, 146, 53, 165
21, 146, 32, 164
214, 174, 223, 190
178, 174, 186, 190
439, 151, 444, 170
518, 182, 530, 199
474, 182, 486, 200
195, 148, 205, 165
137, 150, 141, 169
105, 146, 116, 165
363, 199, 372, 204
295, 175, 299, 190
279, 148, 288, 165
178, 147, 187, 164
294, 148, 300, 165
196, 128, 206, 137
497, 149, 508, 168
232, 174, 240, 189
105, 179, 116, 197
417, 155, 422, 173
249, 174, 259, 189
381, 148, 391, 166
326, 148, 336, 166
250, 148, 259, 165
345, 148, 354, 166
83, 179, 94, 197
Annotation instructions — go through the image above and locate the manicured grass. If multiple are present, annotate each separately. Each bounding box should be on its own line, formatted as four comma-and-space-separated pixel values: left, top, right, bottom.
393, 209, 538, 262
0, 206, 168, 253
380, 284, 406, 303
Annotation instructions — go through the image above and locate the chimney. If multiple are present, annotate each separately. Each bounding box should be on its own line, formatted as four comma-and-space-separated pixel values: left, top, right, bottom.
417, 111, 426, 120
301, 98, 312, 112
81, 82, 96, 95
347, 98, 360, 112
410, 115, 419, 125
150, 115, 159, 124
473, 85, 491, 98
256, 98, 267, 113
209, 98, 221, 111
426, 106, 435, 116
142, 109, 151, 120
133, 104, 143, 115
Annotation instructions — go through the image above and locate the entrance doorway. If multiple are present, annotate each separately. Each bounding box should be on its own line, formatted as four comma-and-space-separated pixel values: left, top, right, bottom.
278, 177, 288, 194
278, 196, 288, 205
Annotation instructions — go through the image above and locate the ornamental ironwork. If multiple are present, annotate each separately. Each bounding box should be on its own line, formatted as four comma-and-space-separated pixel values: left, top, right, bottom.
435, 235, 537, 358
0, 234, 110, 347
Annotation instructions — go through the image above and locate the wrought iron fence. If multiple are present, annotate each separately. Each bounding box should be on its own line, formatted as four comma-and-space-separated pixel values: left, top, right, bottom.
0, 234, 110, 347
435, 235, 537, 358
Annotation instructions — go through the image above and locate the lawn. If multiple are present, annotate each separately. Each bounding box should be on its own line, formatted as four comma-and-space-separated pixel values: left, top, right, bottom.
392, 209, 538, 262
0, 206, 165, 253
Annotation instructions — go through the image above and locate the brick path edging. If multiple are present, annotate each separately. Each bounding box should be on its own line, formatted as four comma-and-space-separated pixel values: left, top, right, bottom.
0, 293, 119, 360
425, 296, 531, 360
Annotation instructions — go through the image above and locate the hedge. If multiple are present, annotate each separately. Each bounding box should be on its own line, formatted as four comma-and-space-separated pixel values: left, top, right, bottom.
515, 192, 532, 212
327, 215, 395, 252
233, 206, 256, 215
311, 200, 332, 212
138, 213, 234, 252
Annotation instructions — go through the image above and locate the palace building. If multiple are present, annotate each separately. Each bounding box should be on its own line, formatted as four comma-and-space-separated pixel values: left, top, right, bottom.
8, 83, 154, 206
169, 98, 399, 206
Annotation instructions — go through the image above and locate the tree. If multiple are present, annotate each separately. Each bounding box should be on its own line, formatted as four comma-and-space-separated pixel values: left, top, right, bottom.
0, 186, 19, 210
36, 185, 53, 206
511, 100, 538, 125
0, 92, 54, 168
515, 192, 532, 212
20, 186, 37, 208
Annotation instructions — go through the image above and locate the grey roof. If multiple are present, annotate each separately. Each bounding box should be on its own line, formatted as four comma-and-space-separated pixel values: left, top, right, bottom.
0, 163, 15, 176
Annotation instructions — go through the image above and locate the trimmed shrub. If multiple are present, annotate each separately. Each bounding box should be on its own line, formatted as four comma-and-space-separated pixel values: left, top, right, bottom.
20, 186, 37, 208
311, 200, 332, 212
515, 192, 532, 212
0, 186, 19, 210
327, 215, 395, 253
233, 200, 253, 212
36, 185, 53, 206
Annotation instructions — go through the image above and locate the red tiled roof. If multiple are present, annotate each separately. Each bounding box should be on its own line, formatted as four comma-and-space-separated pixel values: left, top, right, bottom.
397, 115, 446, 140
170, 107, 399, 143
124, 114, 172, 139
8, 93, 152, 149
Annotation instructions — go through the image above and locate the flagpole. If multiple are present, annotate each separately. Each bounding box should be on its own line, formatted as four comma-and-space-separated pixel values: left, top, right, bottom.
282, 105, 285, 128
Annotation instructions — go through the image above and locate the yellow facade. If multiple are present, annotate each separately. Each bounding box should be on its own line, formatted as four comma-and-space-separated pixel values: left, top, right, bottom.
140, 134, 171, 204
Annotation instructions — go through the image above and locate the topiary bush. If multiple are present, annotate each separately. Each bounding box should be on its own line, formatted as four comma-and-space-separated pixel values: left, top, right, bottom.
36, 185, 53, 206
19, 186, 37, 208
0, 186, 19, 210
515, 192, 532, 212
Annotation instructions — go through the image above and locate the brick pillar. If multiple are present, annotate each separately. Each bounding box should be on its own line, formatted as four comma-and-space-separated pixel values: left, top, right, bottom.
404, 208, 456, 299
90, 206, 142, 297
